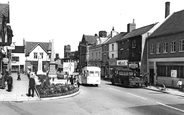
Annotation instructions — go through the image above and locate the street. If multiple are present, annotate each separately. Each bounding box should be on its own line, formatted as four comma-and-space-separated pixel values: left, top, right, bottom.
1, 80, 184, 115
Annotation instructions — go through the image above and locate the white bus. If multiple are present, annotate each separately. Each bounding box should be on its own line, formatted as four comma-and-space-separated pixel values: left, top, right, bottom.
81, 66, 101, 86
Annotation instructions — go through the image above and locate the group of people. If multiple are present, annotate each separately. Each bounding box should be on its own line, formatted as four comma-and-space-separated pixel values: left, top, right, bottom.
26, 70, 36, 97
0, 71, 13, 92
65, 72, 80, 87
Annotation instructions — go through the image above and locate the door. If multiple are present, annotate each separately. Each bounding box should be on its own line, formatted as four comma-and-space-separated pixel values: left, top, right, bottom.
149, 69, 154, 85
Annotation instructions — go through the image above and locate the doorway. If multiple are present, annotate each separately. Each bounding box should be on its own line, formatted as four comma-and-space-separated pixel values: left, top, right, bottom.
149, 69, 154, 85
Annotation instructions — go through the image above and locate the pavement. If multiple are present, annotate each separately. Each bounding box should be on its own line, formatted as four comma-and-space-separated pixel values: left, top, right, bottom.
0, 73, 40, 102
144, 85, 184, 97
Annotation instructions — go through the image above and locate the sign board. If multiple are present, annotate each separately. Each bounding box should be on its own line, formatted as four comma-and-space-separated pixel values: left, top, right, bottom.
63, 62, 75, 75
117, 60, 128, 66
171, 70, 177, 77
3, 58, 9, 63
129, 63, 138, 69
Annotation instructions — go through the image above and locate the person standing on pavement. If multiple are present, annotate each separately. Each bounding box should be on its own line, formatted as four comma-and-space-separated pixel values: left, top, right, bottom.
6, 75, 13, 92
177, 79, 183, 91
27, 72, 36, 97
17, 71, 21, 80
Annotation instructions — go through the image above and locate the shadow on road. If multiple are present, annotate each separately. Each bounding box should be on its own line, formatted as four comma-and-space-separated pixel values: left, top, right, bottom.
104, 82, 143, 89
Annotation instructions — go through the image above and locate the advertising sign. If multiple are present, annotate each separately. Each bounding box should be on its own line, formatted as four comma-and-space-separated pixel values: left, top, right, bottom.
171, 70, 177, 77
117, 60, 128, 66
63, 62, 75, 75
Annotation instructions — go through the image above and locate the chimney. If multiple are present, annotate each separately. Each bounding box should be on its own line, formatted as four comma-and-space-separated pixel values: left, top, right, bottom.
127, 19, 136, 33
165, 2, 170, 18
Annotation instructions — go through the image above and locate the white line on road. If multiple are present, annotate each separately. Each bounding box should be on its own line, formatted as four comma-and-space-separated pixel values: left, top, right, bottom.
108, 88, 122, 92
127, 93, 147, 100
156, 102, 184, 113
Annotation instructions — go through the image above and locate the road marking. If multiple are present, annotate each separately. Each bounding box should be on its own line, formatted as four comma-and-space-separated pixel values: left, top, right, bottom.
108, 88, 122, 92
127, 93, 147, 100
156, 102, 184, 113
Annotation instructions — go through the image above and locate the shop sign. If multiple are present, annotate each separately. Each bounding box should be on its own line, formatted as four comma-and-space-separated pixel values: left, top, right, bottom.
117, 60, 128, 66
3, 58, 9, 63
129, 63, 138, 69
171, 70, 177, 77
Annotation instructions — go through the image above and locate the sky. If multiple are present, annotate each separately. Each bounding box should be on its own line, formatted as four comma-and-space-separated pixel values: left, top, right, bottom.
1, 0, 184, 58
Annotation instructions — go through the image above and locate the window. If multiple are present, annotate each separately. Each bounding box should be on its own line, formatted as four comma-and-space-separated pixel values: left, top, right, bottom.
171, 41, 176, 53
132, 40, 136, 48
112, 54, 114, 58
112, 44, 114, 51
150, 44, 155, 54
96, 52, 98, 60
12, 56, 19, 62
179, 40, 184, 52
34, 52, 38, 59
156, 43, 161, 54
40, 52, 43, 59
99, 52, 100, 60
92, 53, 93, 60
163, 42, 168, 53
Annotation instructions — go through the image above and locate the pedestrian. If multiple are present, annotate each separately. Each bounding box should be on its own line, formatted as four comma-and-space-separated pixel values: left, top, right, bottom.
6, 75, 13, 92
177, 79, 183, 91
17, 71, 21, 80
27, 72, 36, 97
70, 75, 74, 85
1, 73, 5, 89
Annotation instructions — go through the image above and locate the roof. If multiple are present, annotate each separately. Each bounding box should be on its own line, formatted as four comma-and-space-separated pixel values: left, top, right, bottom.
82, 35, 97, 45
106, 32, 127, 44
25, 42, 50, 56
121, 23, 156, 40
12, 46, 24, 53
149, 10, 184, 38
0, 3, 9, 23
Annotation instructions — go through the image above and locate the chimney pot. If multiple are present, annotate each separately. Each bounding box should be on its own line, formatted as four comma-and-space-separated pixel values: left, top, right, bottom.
165, 2, 170, 18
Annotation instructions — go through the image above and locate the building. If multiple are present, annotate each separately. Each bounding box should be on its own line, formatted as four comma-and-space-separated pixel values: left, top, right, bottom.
78, 34, 97, 72
24, 41, 51, 73
11, 46, 25, 73
148, 9, 184, 87
0, 3, 14, 74
64, 45, 71, 58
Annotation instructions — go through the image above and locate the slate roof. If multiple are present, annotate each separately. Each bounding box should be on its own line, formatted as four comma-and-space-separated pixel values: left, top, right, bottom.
82, 35, 97, 45
106, 32, 127, 44
149, 10, 184, 38
0, 3, 9, 23
12, 46, 24, 53
121, 23, 156, 40
25, 42, 50, 56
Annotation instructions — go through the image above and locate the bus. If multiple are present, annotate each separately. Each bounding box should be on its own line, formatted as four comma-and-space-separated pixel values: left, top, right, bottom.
110, 67, 144, 87
80, 66, 101, 86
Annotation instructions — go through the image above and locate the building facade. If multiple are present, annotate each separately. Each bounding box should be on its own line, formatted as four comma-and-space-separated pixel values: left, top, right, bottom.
148, 9, 184, 87
24, 41, 51, 73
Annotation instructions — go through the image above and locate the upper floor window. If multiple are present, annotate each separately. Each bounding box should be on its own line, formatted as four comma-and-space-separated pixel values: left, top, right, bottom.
104, 45, 107, 51
150, 44, 155, 54
171, 41, 176, 53
163, 42, 168, 53
112, 54, 114, 58
12, 56, 19, 62
132, 40, 136, 48
112, 44, 114, 51
179, 40, 184, 52
156, 43, 161, 54
40, 52, 43, 59
99, 52, 100, 60
96, 52, 98, 60
34, 52, 38, 59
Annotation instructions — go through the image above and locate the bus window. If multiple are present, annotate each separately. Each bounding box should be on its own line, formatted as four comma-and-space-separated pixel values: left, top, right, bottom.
95, 71, 99, 76
89, 71, 94, 76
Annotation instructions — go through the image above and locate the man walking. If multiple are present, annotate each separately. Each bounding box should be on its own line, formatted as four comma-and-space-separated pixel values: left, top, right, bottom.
27, 72, 36, 97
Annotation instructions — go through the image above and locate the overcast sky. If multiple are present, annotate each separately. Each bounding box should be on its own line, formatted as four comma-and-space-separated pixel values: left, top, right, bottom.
1, 0, 184, 58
